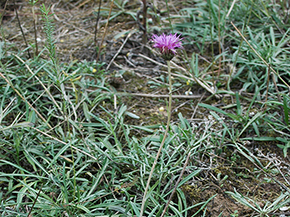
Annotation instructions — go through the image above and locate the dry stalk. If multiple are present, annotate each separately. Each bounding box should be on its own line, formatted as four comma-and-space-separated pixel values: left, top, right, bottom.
106, 30, 136, 70
231, 21, 290, 90
14, 54, 64, 116
14, 0, 31, 58
94, 0, 102, 45
96, 0, 114, 62
0, 0, 8, 26
161, 151, 191, 217
31, 1, 39, 56
0, 71, 52, 129
264, 63, 271, 109
142, 0, 147, 43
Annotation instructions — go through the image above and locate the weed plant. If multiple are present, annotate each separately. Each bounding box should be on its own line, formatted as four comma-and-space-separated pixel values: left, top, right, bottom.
1, 0, 290, 216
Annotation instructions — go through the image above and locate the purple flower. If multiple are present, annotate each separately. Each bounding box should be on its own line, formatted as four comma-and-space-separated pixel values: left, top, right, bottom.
151, 33, 183, 60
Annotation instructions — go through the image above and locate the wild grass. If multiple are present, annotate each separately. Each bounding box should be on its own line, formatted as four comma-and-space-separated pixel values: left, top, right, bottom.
1, 0, 290, 216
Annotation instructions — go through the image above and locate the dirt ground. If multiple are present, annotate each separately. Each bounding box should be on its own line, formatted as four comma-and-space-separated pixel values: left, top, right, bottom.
1, 0, 290, 216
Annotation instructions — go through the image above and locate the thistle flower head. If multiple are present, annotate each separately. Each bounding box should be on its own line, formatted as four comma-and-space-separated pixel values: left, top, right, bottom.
151, 33, 183, 60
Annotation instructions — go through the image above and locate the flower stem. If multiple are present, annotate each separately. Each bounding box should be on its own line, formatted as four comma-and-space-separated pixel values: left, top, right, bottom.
140, 60, 172, 217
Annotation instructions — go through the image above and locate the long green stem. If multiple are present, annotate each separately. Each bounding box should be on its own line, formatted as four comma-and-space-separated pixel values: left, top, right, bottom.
140, 60, 172, 217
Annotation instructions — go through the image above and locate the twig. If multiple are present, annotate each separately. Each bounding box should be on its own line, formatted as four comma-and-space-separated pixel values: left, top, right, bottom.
0, 0, 8, 27
231, 21, 290, 90
0, 71, 52, 129
30, 124, 116, 201
226, 0, 237, 18
30, 126, 98, 161
238, 142, 290, 194
139, 53, 220, 97
14, 0, 31, 58
161, 151, 192, 217
272, 70, 285, 123
50, 8, 92, 35
27, 183, 43, 217
106, 30, 136, 70
96, 0, 114, 61
31, 1, 39, 56
142, 0, 147, 43
139, 53, 190, 77
191, 92, 206, 119
64, 86, 217, 99
139, 53, 167, 67
116, 92, 205, 99
217, 0, 221, 78
264, 63, 271, 109
14, 54, 64, 116
75, 0, 92, 9
94, 0, 102, 45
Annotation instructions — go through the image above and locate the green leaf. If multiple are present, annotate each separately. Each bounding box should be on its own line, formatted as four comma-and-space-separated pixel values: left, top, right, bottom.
125, 111, 140, 119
